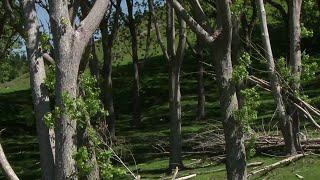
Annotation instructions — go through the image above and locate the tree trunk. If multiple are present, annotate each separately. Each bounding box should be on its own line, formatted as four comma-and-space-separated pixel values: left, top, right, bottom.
232, 16, 245, 107
126, 0, 141, 127
166, 0, 247, 178
168, 0, 187, 170
168, 65, 183, 170
22, 1, 55, 179
256, 0, 297, 155
189, 0, 208, 121
89, 42, 100, 79
101, 22, 116, 140
197, 58, 206, 120
214, 0, 247, 179
77, 42, 99, 180
49, 0, 112, 178
288, 0, 303, 152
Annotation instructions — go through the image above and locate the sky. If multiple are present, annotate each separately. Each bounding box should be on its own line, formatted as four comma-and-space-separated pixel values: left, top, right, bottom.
35, 0, 145, 34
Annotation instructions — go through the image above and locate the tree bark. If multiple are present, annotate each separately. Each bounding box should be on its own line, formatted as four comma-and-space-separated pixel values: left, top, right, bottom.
232, 15, 245, 107
256, 0, 297, 155
126, 0, 141, 127
100, 0, 121, 140
167, 2, 180, 170
101, 23, 116, 139
48, 0, 111, 178
189, 0, 208, 121
214, 0, 247, 179
288, 0, 303, 152
0, 143, 19, 180
22, 0, 55, 179
197, 58, 206, 120
167, 0, 187, 170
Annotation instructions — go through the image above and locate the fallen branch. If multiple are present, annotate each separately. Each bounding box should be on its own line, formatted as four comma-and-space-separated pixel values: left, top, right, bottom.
198, 162, 263, 175
172, 167, 179, 180
248, 162, 264, 167
175, 174, 196, 180
248, 154, 305, 177
0, 143, 19, 180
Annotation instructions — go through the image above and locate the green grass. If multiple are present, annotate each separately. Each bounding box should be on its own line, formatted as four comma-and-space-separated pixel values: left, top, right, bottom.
1, 52, 320, 179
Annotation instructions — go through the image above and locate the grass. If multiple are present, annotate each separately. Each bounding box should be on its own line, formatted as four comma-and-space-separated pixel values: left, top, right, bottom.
2, 53, 320, 179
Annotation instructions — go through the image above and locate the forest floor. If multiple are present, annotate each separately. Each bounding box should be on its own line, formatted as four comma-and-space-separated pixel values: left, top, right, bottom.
1, 54, 320, 180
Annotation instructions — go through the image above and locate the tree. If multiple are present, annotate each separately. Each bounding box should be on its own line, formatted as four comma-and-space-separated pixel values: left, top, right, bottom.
256, 0, 297, 154
126, 0, 142, 127
22, 0, 55, 179
100, 0, 121, 140
167, 0, 248, 179
149, 0, 187, 170
288, 0, 303, 153
48, 0, 111, 178
189, 0, 211, 121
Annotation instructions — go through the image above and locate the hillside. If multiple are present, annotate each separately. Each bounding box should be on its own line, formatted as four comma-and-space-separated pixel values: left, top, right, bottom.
1, 1, 320, 179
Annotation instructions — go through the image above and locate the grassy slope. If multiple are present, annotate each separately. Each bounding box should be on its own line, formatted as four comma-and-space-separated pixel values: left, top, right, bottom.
1, 2, 320, 180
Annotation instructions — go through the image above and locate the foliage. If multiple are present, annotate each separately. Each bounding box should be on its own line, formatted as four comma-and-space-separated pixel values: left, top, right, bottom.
44, 65, 56, 94
234, 87, 261, 158
277, 53, 318, 86
97, 150, 126, 179
301, 51, 318, 82
73, 147, 94, 177
44, 75, 106, 125
277, 57, 295, 84
233, 52, 251, 83
44, 73, 125, 178
235, 87, 261, 130
246, 135, 257, 158
301, 23, 314, 38
40, 32, 52, 52
231, 0, 246, 17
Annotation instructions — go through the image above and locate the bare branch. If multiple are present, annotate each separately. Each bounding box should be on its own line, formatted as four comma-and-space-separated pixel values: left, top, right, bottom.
148, 0, 169, 60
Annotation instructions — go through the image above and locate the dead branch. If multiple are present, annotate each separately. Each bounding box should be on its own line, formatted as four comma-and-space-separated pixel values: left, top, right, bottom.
248, 154, 305, 177
0, 143, 19, 180
175, 174, 196, 180
172, 167, 179, 180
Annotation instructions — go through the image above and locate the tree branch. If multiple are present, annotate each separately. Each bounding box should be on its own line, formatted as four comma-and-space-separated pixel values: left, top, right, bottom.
77, 0, 111, 41
166, 0, 221, 44
3, 0, 15, 19
42, 52, 56, 65
266, 0, 288, 21
148, 0, 169, 60
68, 0, 81, 27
